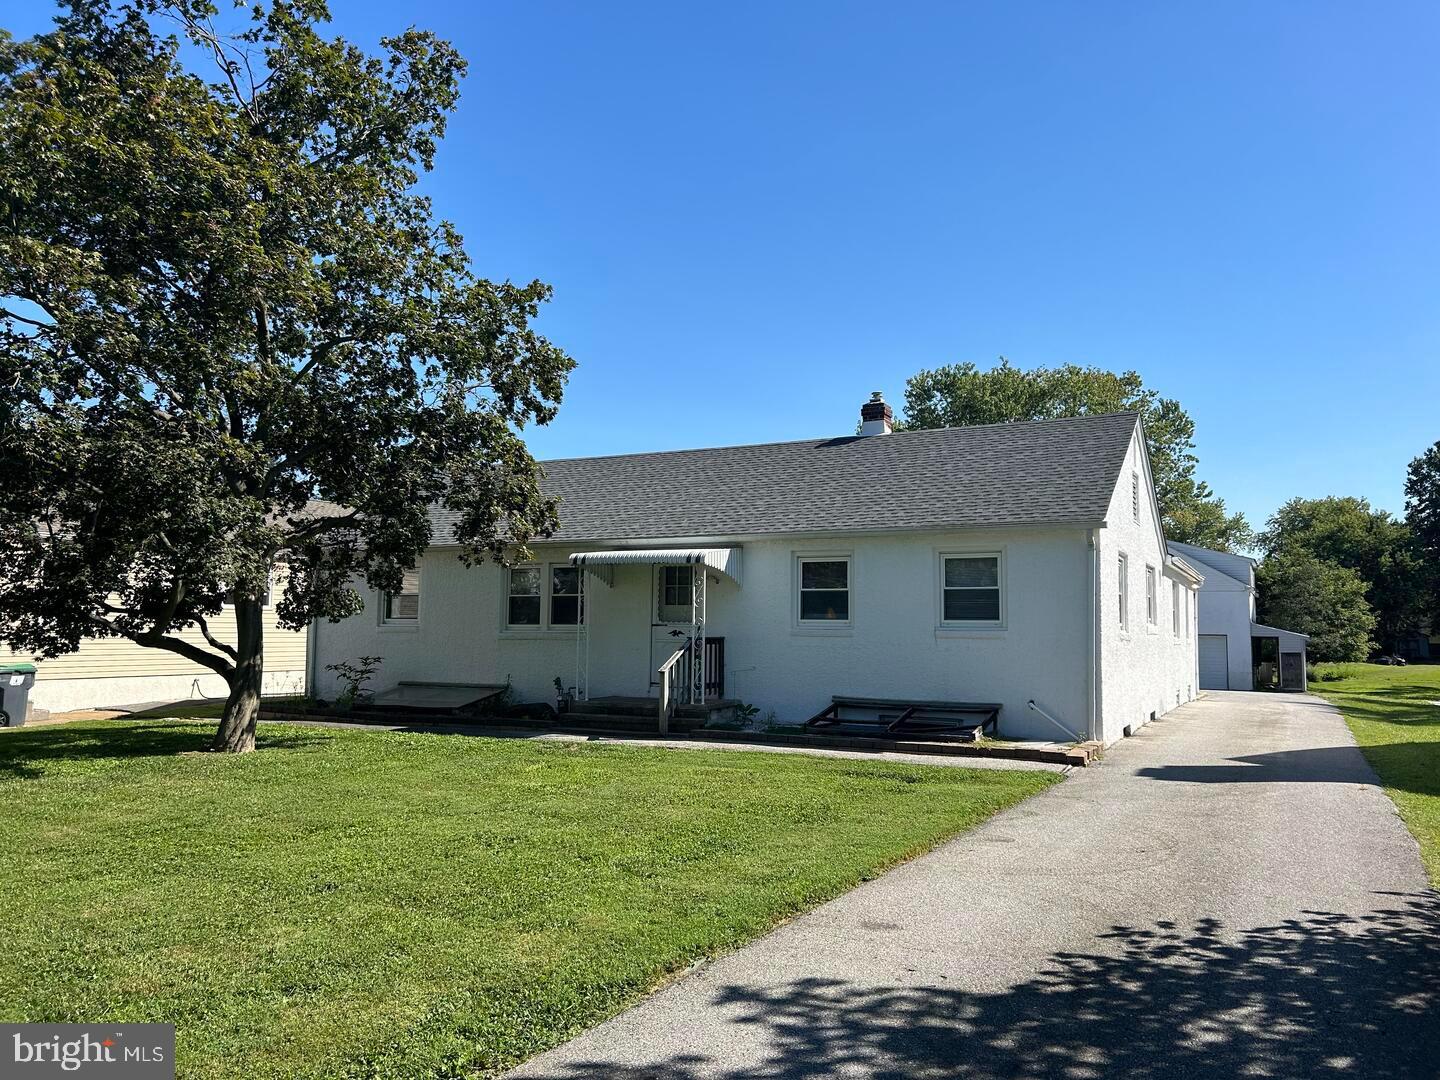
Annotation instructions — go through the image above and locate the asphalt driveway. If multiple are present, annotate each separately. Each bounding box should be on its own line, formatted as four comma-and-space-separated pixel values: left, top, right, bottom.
511, 692, 1439, 1079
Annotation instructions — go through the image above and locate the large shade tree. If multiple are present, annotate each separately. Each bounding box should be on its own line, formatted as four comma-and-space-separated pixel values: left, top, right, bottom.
900, 358, 1253, 551
1405, 440, 1440, 632
1259, 496, 1424, 653
0, 0, 574, 751
1255, 551, 1376, 662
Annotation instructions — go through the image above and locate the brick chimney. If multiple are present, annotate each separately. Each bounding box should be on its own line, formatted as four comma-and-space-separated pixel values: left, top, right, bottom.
859, 391, 893, 436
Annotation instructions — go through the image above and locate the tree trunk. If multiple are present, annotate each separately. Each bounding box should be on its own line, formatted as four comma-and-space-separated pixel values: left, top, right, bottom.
210, 599, 264, 753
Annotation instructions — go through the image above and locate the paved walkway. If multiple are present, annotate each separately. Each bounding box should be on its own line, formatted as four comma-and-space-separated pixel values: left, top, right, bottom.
511, 692, 1440, 1079
259, 716, 1071, 773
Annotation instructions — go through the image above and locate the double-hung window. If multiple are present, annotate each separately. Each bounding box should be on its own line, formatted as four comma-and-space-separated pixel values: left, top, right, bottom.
508, 563, 583, 629
940, 554, 1002, 625
797, 558, 850, 624
1145, 565, 1158, 625
1171, 580, 1180, 636
1118, 554, 1129, 629
383, 568, 421, 624
550, 566, 583, 626
506, 566, 543, 626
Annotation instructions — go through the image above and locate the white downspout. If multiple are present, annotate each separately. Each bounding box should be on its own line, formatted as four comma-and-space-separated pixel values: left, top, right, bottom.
306, 614, 318, 701
1087, 528, 1100, 743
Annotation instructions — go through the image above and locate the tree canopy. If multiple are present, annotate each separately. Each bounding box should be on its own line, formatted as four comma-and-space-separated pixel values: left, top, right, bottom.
1255, 551, 1376, 663
1259, 496, 1424, 653
0, 0, 574, 750
1405, 440, 1440, 630
900, 359, 1253, 550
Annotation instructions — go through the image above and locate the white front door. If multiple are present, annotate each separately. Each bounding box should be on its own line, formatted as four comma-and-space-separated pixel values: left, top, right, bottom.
649, 565, 694, 693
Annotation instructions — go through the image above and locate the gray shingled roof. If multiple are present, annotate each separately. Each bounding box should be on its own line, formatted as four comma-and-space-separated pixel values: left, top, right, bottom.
428, 411, 1140, 544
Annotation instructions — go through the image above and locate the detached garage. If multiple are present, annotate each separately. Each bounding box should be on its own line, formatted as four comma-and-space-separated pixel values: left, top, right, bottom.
1199, 635, 1230, 690
1170, 542, 1309, 693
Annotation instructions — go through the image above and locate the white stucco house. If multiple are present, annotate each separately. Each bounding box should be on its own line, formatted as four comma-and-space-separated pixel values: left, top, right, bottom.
1167, 540, 1309, 692
310, 396, 1203, 745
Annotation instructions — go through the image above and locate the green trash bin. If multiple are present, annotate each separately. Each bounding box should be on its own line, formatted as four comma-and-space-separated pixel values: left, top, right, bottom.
0, 662, 37, 728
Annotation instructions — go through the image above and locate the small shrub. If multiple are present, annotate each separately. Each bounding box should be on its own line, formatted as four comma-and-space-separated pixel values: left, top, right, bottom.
325, 656, 383, 710
478, 678, 517, 717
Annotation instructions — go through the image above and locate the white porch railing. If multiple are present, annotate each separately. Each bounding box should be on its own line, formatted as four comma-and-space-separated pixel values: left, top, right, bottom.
657, 642, 683, 734
574, 556, 707, 717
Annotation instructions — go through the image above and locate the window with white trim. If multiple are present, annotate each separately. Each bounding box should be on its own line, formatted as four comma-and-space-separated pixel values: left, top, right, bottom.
1118, 553, 1129, 629
657, 565, 694, 623
940, 553, 1002, 625
1185, 589, 1192, 638
507, 563, 584, 629
1131, 472, 1141, 522
797, 558, 850, 624
1171, 580, 1180, 636
506, 566, 542, 626
1145, 565, 1158, 625
383, 568, 421, 623
550, 565, 583, 626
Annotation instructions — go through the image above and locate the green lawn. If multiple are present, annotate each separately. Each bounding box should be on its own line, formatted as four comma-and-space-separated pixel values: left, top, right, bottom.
1311, 662, 1440, 885
0, 720, 1058, 1079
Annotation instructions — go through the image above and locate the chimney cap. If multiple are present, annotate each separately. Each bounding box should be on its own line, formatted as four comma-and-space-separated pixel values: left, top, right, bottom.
859, 390, 894, 435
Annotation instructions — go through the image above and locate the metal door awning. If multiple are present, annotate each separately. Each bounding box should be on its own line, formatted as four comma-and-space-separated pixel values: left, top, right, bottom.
569, 547, 742, 586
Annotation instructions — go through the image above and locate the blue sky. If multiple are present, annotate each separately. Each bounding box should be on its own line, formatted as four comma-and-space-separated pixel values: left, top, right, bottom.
14, 2, 1439, 529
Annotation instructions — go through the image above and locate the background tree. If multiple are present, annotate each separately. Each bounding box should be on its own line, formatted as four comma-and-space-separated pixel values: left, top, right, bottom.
1404, 440, 1440, 631
900, 358, 1253, 550
0, 0, 574, 751
1259, 496, 1424, 653
1255, 552, 1376, 662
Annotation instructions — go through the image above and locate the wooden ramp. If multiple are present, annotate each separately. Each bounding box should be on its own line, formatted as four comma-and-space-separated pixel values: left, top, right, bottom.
804, 696, 1001, 743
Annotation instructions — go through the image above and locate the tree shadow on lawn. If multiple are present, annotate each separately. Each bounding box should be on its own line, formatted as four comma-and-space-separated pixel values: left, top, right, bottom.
0, 720, 329, 779
523, 893, 1440, 1080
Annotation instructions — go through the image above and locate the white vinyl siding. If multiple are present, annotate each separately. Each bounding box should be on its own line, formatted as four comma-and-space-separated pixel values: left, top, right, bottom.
939, 553, 1002, 626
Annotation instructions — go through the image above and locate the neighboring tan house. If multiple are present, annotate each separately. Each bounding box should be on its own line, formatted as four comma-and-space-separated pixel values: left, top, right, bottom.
1167, 540, 1309, 692
15, 572, 308, 714
311, 398, 1203, 745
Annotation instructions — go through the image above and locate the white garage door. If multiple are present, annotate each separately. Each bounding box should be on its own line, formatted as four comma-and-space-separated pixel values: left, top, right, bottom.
1199, 635, 1229, 690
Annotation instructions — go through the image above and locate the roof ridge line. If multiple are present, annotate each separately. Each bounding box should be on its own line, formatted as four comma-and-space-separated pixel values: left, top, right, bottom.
537, 410, 1140, 465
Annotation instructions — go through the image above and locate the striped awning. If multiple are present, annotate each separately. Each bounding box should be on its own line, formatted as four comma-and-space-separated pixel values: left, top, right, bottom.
569, 547, 742, 586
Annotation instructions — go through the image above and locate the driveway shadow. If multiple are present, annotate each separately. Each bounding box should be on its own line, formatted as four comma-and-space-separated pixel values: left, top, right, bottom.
1137, 743, 1440, 797
1135, 745, 1379, 786
520, 893, 1440, 1079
